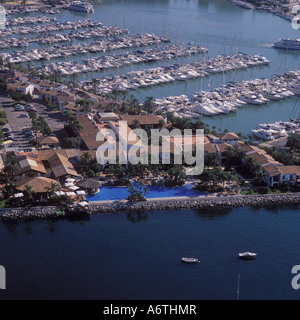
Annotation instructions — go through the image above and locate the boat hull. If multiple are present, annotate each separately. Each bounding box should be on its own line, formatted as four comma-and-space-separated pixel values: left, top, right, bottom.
181, 258, 199, 263
238, 252, 257, 260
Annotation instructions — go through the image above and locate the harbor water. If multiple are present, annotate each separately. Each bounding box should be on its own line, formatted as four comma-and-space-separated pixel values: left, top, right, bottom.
1, 0, 300, 300
1, 205, 300, 300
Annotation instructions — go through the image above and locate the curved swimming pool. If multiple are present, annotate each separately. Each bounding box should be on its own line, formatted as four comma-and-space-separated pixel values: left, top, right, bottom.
86, 183, 206, 201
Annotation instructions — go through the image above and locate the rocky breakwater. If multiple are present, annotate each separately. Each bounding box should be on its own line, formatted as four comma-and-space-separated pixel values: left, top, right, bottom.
89, 193, 300, 214
0, 206, 63, 222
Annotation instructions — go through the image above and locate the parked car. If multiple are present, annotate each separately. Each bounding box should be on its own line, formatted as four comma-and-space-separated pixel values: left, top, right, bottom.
1, 127, 10, 133
19, 113, 29, 118
4, 136, 13, 141
15, 104, 25, 111
22, 127, 31, 133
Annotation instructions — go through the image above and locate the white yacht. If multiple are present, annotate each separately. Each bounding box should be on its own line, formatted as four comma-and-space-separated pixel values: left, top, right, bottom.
273, 39, 300, 50
68, 1, 94, 13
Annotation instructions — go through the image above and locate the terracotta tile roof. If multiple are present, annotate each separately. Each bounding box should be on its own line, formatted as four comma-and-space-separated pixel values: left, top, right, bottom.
204, 143, 218, 154
278, 166, 300, 176
216, 143, 234, 153
37, 136, 60, 145
17, 155, 47, 175
263, 163, 280, 174
38, 149, 78, 161
76, 114, 106, 150
120, 114, 165, 126
216, 132, 240, 140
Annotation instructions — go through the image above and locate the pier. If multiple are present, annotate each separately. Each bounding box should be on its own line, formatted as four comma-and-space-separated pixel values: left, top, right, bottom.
78, 53, 269, 94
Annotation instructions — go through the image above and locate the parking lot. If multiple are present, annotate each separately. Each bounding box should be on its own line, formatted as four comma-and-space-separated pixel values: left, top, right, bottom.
0, 95, 71, 149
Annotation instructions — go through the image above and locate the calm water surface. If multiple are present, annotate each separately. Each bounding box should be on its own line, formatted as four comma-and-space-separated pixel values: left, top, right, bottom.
1, 206, 300, 300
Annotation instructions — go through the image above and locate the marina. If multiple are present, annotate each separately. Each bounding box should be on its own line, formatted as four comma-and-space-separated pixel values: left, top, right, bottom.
79, 53, 270, 94
0, 19, 104, 38
0, 34, 171, 64
154, 69, 300, 119
252, 118, 300, 141
41, 44, 208, 76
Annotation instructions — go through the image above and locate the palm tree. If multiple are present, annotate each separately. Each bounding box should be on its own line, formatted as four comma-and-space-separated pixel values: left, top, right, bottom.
24, 185, 35, 205
45, 182, 59, 197
143, 96, 155, 114
2, 154, 20, 183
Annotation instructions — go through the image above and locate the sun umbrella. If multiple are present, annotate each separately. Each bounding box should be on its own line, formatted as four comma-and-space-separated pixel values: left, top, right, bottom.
69, 185, 79, 190
64, 183, 74, 187
66, 191, 76, 197
54, 191, 65, 196
14, 193, 24, 198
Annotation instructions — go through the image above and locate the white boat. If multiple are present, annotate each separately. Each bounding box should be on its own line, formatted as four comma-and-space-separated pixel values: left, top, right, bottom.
274, 38, 300, 50
238, 252, 257, 260
68, 1, 94, 13
252, 128, 279, 140
181, 257, 200, 264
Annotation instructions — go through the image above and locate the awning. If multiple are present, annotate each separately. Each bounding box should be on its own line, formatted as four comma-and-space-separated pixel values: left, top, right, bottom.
14, 193, 24, 198
66, 191, 76, 197
78, 201, 89, 206
3, 140, 13, 145
64, 183, 74, 187
54, 191, 65, 196
69, 185, 79, 191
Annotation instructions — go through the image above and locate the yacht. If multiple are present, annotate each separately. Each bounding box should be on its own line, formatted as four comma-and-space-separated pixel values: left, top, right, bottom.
273, 38, 300, 50
68, 1, 94, 13
238, 252, 257, 260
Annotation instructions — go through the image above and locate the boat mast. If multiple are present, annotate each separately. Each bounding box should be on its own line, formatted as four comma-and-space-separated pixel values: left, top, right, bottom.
237, 274, 240, 300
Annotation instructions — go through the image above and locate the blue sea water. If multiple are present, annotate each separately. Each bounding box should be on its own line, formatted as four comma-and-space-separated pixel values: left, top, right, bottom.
1, 205, 300, 300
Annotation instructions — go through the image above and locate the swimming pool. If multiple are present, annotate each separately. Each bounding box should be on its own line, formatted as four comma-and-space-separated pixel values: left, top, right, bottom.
86, 183, 206, 201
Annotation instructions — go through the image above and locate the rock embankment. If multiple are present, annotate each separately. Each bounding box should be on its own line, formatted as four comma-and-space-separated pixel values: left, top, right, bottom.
0, 193, 299, 221
0, 206, 62, 222
89, 193, 300, 213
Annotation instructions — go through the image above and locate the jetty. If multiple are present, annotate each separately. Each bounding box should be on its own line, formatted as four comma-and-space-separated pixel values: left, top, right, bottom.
41, 44, 208, 76
78, 53, 269, 94
0, 34, 171, 64
154, 69, 300, 118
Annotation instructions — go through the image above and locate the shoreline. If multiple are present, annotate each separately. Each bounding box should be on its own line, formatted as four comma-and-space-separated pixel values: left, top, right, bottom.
228, 0, 296, 22
0, 192, 299, 222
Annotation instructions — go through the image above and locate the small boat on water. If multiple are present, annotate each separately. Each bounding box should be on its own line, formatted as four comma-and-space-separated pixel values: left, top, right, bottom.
181, 257, 200, 264
238, 252, 257, 260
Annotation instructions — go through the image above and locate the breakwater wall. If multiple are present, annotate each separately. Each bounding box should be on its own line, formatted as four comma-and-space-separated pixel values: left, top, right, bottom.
0, 193, 299, 221
89, 193, 300, 213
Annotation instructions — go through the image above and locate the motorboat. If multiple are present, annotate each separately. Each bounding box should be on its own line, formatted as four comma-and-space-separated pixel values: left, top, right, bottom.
238, 252, 257, 260
181, 257, 200, 264
68, 1, 94, 13
273, 38, 300, 50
